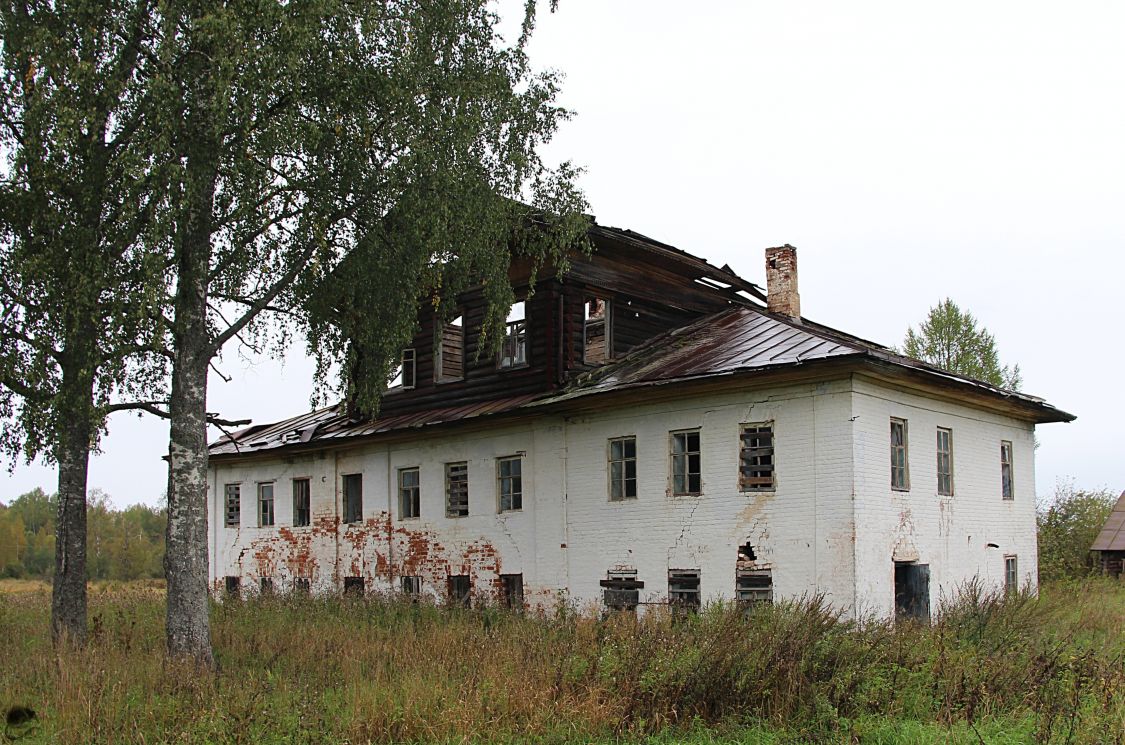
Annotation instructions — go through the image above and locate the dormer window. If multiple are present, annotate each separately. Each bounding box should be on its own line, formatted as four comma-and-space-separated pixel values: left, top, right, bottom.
584, 296, 610, 364
435, 313, 464, 383
388, 348, 416, 390
499, 301, 527, 369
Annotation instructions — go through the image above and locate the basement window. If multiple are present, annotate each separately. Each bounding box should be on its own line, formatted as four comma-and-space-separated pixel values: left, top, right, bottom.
448, 574, 471, 607
936, 427, 954, 496
293, 478, 310, 527
224, 484, 241, 528
343, 576, 365, 597
608, 436, 637, 501
497, 456, 522, 512
401, 575, 422, 597
259, 577, 274, 596
258, 483, 275, 527
293, 578, 310, 595
445, 461, 469, 517
1004, 555, 1018, 594
583, 296, 610, 364
435, 313, 464, 383
890, 418, 909, 491
670, 429, 702, 495
224, 576, 241, 598
668, 569, 701, 611
736, 568, 773, 607
601, 569, 642, 612
388, 348, 416, 390
399, 467, 420, 519
343, 473, 363, 524
499, 301, 527, 368
739, 423, 775, 491
1000, 441, 1014, 500
501, 573, 524, 609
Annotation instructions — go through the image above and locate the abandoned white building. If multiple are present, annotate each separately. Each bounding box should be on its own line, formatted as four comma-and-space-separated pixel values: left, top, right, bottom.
206, 227, 1073, 620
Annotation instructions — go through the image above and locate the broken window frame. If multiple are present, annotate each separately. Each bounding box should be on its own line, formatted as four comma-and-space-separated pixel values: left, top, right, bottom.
936, 427, 954, 497
1004, 555, 1018, 593
601, 569, 642, 612
445, 461, 469, 518
498, 300, 528, 369
293, 577, 311, 595
608, 436, 638, 501
670, 429, 702, 496
224, 483, 241, 528
668, 569, 702, 611
401, 575, 422, 596
388, 348, 417, 390
890, 418, 910, 491
500, 573, 524, 609
258, 482, 275, 527
399, 467, 421, 519
259, 576, 274, 596
343, 576, 365, 597
434, 312, 465, 383
739, 422, 776, 492
497, 455, 523, 512
224, 575, 241, 598
583, 296, 611, 365
736, 568, 773, 608
292, 478, 311, 527
342, 473, 363, 524
1000, 440, 1014, 500
447, 574, 471, 607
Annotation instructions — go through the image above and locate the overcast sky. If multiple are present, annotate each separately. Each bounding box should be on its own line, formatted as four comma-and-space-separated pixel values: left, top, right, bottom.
6, 0, 1123, 507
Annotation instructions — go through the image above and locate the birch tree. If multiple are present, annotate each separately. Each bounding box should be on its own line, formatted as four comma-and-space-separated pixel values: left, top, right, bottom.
903, 298, 1023, 390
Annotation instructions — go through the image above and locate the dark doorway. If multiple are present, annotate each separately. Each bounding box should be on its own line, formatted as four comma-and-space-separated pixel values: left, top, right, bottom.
894, 562, 930, 623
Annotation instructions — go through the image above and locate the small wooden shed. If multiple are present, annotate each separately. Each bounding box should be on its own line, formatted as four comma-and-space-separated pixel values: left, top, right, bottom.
1091, 491, 1125, 578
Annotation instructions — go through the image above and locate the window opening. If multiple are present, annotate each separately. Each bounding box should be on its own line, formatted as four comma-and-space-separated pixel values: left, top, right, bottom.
894, 562, 930, 623
499, 301, 527, 368
891, 418, 909, 491
399, 467, 420, 519
668, 569, 701, 611
739, 423, 775, 491
343, 576, 365, 596
583, 297, 610, 364
1001, 441, 1014, 500
258, 483, 275, 527
448, 574, 471, 607
497, 456, 522, 512
445, 462, 469, 517
736, 569, 773, 607
388, 348, 416, 389
500, 573, 524, 609
401, 576, 422, 596
293, 577, 311, 595
259, 577, 274, 596
671, 430, 702, 495
343, 473, 363, 524
293, 478, 311, 527
435, 313, 464, 382
224, 484, 240, 528
225, 576, 241, 598
936, 427, 953, 496
601, 569, 642, 612
608, 436, 637, 500
1004, 555, 1018, 593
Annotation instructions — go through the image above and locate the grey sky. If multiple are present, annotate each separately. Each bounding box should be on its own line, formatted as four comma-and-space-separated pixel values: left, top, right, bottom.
6, 0, 1123, 507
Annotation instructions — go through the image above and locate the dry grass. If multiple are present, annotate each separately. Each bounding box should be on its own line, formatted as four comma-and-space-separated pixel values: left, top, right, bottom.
1, 579, 1123, 744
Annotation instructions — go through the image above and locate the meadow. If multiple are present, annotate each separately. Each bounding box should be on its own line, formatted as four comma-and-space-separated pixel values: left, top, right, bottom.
1, 579, 1123, 744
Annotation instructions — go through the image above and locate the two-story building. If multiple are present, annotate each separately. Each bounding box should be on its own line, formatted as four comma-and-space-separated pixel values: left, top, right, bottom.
206, 225, 1072, 620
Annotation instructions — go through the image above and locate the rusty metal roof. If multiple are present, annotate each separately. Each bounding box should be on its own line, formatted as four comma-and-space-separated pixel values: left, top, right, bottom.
1091, 492, 1125, 552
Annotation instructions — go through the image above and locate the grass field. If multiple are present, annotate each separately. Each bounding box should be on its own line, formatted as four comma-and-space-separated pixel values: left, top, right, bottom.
1, 578, 1123, 744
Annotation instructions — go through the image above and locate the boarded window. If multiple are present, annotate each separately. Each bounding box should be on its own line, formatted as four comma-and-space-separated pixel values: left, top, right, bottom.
501, 573, 524, 609
601, 569, 642, 612
668, 569, 701, 611
435, 314, 464, 382
936, 427, 954, 496
1001, 441, 1014, 500
445, 461, 469, 517
499, 301, 527, 368
736, 568, 773, 607
293, 577, 311, 595
343, 473, 363, 524
259, 577, 274, 595
497, 456, 522, 512
389, 348, 416, 389
401, 575, 422, 596
448, 574, 471, 607
399, 467, 420, 519
258, 483, 275, 527
293, 478, 311, 527
225, 576, 241, 598
670, 430, 702, 495
739, 423, 775, 491
890, 418, 909, 491
608, 436, 637, 501
343, 576, 365, 596
583, 297, 610, 364
224, 484, 241, 528
1004, 555, 1018, 593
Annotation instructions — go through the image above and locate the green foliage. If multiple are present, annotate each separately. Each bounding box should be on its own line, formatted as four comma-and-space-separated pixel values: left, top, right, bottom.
1037, 482, 1118, 581
902, 298, 1023, 390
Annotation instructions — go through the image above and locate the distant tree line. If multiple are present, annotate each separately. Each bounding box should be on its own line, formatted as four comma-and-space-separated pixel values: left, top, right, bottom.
0, 489, 164, 581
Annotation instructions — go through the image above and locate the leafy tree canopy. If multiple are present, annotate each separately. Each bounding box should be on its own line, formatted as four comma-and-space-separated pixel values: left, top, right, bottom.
902, 298, 1022, 390
1037, 482, 1117, 581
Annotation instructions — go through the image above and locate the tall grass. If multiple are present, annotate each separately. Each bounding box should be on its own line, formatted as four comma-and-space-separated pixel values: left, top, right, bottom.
1, 579, 1122, 743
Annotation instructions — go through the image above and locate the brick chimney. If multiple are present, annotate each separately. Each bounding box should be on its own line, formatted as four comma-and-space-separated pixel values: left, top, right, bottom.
765, 245, 801, 320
